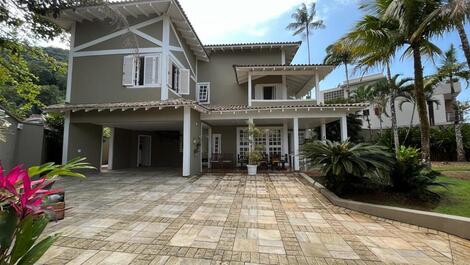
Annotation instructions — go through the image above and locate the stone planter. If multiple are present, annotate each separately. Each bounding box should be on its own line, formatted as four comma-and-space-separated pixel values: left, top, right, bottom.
247, 165, 257, 175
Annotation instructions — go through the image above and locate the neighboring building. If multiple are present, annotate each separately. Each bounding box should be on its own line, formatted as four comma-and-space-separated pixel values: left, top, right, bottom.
45, 0, 365, 176
321, 74, 461, 130
0, 106, 45, 170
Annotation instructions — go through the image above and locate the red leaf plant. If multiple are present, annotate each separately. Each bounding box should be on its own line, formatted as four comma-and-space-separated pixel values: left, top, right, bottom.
0, 163, 62, 219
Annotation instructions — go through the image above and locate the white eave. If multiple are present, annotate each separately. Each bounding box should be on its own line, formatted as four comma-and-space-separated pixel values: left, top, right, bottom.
48, 0, 209, 61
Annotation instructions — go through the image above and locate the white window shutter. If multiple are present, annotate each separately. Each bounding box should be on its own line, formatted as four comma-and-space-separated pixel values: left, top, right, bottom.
167, 59, 173, 89
154, 56, 160, 85
255, 85, 263, 99
122, 55, 134, 86
143, 56, 154, 86
179, 69, 190, 95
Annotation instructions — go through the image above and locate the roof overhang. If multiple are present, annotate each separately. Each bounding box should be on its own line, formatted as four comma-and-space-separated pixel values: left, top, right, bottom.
234, 64, 335, 97
46, 0, 209, 61
205, 42, 301, 65
208, 103, 368, 114
44, 99, 209, 113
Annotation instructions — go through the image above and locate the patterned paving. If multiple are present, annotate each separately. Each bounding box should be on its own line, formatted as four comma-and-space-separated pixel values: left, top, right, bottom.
40, 169, 470, 264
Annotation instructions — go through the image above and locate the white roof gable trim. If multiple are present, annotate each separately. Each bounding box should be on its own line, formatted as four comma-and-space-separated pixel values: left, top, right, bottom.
49, 0, 209, 61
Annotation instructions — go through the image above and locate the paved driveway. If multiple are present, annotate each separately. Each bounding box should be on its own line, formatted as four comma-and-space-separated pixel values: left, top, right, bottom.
40, 170, 470, 264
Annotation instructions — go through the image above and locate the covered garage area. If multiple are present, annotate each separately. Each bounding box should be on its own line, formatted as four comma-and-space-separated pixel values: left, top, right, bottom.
46, 99, 204, 177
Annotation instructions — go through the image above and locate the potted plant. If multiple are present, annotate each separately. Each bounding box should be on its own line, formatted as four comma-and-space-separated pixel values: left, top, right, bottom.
246, 122, 264, 175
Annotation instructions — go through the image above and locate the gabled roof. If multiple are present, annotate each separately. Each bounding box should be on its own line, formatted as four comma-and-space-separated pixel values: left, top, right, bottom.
205, 42, 302, 65
46, 0, 209, 61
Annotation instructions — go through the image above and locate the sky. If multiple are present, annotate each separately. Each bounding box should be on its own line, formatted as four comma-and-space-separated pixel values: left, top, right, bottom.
47, 0, 470, 99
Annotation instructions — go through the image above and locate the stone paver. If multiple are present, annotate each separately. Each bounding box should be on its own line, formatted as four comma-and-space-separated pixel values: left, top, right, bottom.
40, 169, 470, 264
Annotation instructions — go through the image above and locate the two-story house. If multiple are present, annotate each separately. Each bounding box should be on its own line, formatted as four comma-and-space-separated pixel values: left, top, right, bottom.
321, 73, 462, 131
45, 0, 365, 176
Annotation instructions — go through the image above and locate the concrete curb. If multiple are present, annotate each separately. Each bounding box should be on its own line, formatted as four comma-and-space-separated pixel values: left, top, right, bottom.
299, 172, 470, 240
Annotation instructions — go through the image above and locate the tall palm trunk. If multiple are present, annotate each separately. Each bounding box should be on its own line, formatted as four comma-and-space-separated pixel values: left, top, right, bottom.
306, 25, 312, 99
450, 74, 466, 161
456, 23, 470, 70
412, 45, 431, 166
344, 62, 350, 97
386, 63, 400, 155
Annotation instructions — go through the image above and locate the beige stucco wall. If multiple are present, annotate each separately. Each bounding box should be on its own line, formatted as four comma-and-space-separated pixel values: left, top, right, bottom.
197, 52, 282, 106
71, 55, 162, 104
67, 123, 103, 170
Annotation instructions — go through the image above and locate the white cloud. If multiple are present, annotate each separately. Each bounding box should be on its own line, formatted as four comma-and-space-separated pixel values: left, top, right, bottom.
178, 0, 304, 43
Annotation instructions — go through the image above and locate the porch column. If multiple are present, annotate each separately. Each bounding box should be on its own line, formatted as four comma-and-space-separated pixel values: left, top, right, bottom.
208, 126, 212, 169
320, 122, 326, 141
340, 114, 348, 141
293, 117, 300, 171
161, 15, 170, 100
183, 106, 191, 176
248, 72, 253, 107
315, 72, 322, 104
282, 121, 289, 160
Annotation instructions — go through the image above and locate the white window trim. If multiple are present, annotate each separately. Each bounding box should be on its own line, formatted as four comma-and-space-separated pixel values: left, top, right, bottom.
254, 83, 281, 100
196, 82, 210, 104
236, 126, 283, 164
125, 53, 162, 88
212, 134, 222, 154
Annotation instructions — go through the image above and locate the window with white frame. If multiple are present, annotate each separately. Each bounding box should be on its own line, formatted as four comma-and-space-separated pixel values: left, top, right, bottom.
122, 54, 161, 87
237, 127, 283, 164
168, 59, 190, 95
197, 82, 210, 104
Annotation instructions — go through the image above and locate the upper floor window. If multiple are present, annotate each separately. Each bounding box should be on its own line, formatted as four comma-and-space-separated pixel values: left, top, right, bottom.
168, 59, 190, 95
197, 82, 210, 104
122, 54, 161, 87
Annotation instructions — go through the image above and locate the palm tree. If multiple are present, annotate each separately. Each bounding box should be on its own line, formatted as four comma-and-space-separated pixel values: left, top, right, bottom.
436, 44, 470, 161
367, 0, 446, 165
418, 0, 470, 70
324, 40, 354, 95
351, 85, 376, 138
286, 2, 325, 64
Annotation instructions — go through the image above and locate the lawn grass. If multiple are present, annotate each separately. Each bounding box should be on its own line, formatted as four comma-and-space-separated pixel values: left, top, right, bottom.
429, 176, 470, 218
432, 162, 470, 172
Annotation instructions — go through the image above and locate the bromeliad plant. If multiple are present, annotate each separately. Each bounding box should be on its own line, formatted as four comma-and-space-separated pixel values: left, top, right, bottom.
302, 139, 394, 195
0, 157, 93, 265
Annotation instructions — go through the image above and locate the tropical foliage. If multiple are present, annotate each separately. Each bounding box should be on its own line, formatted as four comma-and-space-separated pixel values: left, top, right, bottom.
0, 158, 92, 264
391, 146, 445, 198
302, 140, 393, 194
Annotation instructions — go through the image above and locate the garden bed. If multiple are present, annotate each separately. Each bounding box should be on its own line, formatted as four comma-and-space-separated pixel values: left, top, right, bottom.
309, 174, 470, 218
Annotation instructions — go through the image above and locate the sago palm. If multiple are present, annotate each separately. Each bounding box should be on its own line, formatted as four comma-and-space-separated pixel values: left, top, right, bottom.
302, 139, 393, 194
286, 2, 325, 64
435, 44, 470, 161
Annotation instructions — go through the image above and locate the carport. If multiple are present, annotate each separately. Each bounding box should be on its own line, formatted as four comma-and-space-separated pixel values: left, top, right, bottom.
45, 99, 205, 176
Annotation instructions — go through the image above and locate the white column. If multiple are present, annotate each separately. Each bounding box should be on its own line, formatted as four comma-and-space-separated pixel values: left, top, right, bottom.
340, 114, 348, 141
65, 22, 76, 103
183, 106, 191, 176
282, 121, 289, 157
248, 72, 253, 106
248, 117, 253, 152
161, 15, 170, 100
320, 122, 326, 141
208, 126, 212, 169
293, 117, 300, 171
62, 111, 70, 164
315, 72, 322, 104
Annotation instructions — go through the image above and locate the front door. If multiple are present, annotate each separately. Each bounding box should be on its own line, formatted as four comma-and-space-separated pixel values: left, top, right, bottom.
137, 135, 152, 167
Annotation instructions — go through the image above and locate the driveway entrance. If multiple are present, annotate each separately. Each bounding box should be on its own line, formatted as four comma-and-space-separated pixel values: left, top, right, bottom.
40, 170, 470, 264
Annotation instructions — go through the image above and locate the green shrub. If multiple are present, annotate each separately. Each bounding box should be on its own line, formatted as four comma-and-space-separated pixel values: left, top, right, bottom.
302, 140, 393, 195
391, 146, 446, 198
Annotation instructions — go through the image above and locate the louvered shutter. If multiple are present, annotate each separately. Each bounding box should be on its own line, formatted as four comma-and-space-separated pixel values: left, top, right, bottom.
179, 69, 190, 95
154, 56, 161, 85
167, 59, 173, 89
143, 56, 154, 86
122, 55, 134, 86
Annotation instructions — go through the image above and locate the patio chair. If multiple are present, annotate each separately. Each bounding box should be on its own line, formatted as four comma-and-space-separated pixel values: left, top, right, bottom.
221, 153, 234, 169
258, 153, 269, 171
210, 153, 223, 169
270, 153, 282, 170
